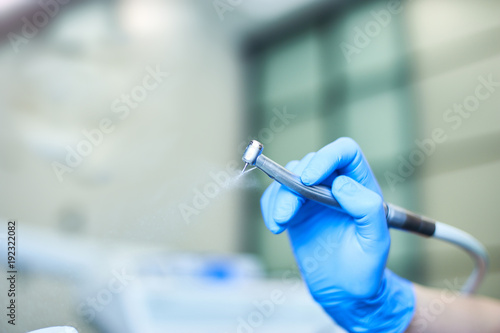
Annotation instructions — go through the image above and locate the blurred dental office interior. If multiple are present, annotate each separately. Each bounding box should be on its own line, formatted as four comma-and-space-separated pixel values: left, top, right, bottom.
0, 0, 499, 332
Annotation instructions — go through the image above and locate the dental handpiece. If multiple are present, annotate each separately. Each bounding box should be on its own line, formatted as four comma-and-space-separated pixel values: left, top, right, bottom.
242, 140, 488, 294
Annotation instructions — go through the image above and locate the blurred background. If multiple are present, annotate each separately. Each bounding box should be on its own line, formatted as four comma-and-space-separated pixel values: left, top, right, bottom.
0, 0, 499, 332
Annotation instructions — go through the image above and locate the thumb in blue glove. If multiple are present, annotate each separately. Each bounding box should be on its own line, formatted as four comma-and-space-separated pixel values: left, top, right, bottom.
261, 137, 415, 333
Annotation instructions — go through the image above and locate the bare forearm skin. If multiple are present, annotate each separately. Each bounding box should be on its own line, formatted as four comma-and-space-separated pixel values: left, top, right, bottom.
405, 284, 500, 333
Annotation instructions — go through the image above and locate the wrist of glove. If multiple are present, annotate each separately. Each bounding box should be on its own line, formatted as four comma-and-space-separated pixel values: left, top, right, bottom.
320, 269, 415, 333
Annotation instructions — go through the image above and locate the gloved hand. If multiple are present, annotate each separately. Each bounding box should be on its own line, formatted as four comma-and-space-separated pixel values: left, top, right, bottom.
261, 137, 415, 332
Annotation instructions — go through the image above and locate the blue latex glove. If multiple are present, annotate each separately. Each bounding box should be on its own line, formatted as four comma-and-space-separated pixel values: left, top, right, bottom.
261, 137, 415, 332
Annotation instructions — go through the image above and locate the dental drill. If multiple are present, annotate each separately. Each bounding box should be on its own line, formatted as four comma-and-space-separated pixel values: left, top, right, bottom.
242, 140, 488, 294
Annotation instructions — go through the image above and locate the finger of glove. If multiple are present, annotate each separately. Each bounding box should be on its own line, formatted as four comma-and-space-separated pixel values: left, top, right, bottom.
300, 137, 381, 195
332, 175, 388, 244
261, 181, 287, 234
272, 153, 315, 225
260, 160, 301, 234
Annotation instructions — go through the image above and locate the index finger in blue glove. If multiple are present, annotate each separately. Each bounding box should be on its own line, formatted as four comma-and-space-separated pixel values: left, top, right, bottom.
300, 137, 381, 195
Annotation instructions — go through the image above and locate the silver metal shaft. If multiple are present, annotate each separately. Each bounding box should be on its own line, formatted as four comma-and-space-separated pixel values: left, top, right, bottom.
241, 163, 249, 174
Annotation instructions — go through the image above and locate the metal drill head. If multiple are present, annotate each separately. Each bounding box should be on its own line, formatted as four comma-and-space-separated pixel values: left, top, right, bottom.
242, 140, 264, 166
241, 163, 249, 174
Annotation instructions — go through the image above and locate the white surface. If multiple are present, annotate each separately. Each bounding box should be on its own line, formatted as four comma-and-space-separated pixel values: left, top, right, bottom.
28, 327, 78, 333
117, 276, 344, 333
